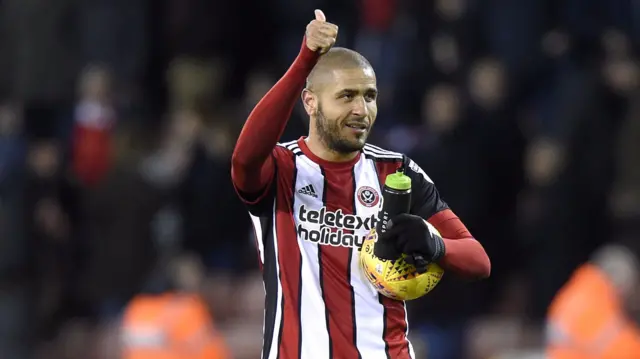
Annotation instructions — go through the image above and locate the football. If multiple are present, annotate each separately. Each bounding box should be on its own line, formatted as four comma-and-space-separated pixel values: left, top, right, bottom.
359, 221, 445, 301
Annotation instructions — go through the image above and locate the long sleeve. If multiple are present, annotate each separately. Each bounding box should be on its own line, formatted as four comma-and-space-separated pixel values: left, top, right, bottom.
428, 209, 491, 279
231, 38, 319, 203
403, 156, 491, 279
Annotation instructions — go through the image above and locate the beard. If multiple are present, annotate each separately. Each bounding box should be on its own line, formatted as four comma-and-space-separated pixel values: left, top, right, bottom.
315, 104, 368, 154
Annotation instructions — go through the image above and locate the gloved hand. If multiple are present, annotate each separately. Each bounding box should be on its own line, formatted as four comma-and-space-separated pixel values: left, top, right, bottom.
377, 214, 446, 273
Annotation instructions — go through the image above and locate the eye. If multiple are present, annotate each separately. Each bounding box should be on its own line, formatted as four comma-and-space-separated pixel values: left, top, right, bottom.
365, 93, 377, 102
340, 93, 354, 100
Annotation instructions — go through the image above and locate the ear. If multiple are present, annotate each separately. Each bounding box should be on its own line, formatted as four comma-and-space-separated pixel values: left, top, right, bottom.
301, 89, 317, 116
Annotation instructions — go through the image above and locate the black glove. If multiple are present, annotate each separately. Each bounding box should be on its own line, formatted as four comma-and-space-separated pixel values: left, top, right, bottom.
377, 214, 446, 273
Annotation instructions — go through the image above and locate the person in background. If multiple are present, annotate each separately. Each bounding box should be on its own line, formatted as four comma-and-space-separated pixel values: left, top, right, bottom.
119, 253, 231, 359
70, 64, 117, 188
546, 241, 640, 359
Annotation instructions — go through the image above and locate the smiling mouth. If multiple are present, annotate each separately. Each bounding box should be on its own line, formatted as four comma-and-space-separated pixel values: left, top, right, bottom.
345, 123, 368, 130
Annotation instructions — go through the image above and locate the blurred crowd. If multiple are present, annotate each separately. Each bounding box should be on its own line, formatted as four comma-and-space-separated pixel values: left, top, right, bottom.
1, 0, 639, 358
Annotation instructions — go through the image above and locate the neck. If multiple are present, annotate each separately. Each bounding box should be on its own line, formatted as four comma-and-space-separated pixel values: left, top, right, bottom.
305, 134, 359, 163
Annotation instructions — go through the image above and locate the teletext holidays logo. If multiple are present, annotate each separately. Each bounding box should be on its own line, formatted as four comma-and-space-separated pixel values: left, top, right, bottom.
297, 205, 378, 249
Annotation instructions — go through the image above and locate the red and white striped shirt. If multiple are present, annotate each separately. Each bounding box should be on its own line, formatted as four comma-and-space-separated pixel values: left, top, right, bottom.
236, 138, 448, 359
230, 36, 490, 359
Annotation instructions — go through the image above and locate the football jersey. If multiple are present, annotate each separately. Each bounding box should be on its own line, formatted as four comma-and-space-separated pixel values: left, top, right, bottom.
235, 137, 449, 359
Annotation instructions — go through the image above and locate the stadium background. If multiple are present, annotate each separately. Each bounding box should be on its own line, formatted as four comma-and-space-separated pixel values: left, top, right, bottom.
0, 0, 639, 358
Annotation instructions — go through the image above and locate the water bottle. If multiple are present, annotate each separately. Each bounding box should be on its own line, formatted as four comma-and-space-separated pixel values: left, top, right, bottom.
374, 170, 412, 260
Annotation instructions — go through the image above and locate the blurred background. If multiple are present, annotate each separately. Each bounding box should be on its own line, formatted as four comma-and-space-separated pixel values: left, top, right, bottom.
1, 0, 639, 358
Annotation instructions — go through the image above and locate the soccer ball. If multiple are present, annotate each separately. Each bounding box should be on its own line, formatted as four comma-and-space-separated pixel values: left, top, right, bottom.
359, 221, 444, 301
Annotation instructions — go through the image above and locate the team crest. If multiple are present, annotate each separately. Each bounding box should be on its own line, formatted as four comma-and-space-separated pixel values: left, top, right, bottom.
357, 186, 380, 207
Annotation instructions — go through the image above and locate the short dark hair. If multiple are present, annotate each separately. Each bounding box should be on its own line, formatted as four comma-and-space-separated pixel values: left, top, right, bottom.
306, 47, 373, 90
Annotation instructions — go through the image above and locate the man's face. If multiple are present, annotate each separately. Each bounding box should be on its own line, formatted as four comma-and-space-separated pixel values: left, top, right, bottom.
312, 67, 378, 154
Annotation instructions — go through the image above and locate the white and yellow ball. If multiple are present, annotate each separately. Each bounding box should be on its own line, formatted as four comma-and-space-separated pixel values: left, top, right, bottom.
359, 221, 444, 301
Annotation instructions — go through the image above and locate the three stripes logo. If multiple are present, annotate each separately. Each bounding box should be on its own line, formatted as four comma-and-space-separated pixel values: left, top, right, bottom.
298, 184, 318, 198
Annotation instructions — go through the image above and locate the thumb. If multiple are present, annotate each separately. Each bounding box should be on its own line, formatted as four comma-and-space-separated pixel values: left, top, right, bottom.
314, 9, 326, 22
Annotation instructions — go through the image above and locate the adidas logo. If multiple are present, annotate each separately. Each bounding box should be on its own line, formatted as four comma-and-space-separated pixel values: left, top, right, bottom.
298, 184, 318, 198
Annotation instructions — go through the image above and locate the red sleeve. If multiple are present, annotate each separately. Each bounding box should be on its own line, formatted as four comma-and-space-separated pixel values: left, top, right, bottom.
231, 37, 320, 204
428, 209, 491, 279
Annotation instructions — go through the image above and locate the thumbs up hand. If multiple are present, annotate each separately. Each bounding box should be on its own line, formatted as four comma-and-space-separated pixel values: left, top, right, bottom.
305, 9, 338, 54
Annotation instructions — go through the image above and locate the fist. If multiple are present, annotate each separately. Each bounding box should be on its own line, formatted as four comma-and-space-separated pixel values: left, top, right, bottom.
306, 10, 338, 54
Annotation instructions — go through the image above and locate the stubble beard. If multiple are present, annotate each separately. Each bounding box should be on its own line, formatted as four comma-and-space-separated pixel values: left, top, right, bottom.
315, 104, 367, 155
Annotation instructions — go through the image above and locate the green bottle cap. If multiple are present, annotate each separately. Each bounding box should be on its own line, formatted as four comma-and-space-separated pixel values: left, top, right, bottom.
385, 171, 412, 190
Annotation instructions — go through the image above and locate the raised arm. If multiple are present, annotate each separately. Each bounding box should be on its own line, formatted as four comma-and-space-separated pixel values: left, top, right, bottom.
231, 10, 337, 203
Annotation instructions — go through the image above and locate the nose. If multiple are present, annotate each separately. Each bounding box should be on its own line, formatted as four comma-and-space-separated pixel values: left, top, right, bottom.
351, 96, 368, 117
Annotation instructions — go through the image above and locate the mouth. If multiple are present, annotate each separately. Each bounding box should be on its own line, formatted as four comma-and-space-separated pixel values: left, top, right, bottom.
344, 122, 369, 132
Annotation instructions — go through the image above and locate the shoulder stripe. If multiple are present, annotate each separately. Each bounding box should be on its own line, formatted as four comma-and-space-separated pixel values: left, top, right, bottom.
363, 144, 403, 157
289, 145, 302, 156
362, 152, 402, 163
277, 139, 298, 148
362, 147, 403, 160
277, 141, 302, 155
285, 142, 299, 151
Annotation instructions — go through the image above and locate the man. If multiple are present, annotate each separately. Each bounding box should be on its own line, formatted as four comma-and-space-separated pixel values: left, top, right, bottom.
231, 10, 491, 359
546, 242, 640, 359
